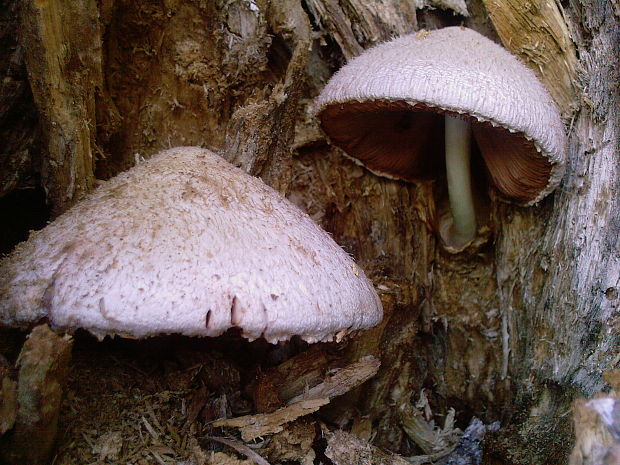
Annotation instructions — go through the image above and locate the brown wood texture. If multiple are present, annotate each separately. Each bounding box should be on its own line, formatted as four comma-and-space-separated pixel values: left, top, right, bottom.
3, 0, 618, 463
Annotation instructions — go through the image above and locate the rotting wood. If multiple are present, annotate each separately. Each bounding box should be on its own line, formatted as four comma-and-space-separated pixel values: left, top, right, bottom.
3, 1, 617, 464
223, 36, 310, 194
488, 1, 619, 461
1, 324, 73, 465
261, 420, 316, 465
481, 0, 579, 119
399, 401, 458, 457
254, 345, 331, 413
304, 0, 417, 59
222, 0, 312, 194
20, 0, 101, 214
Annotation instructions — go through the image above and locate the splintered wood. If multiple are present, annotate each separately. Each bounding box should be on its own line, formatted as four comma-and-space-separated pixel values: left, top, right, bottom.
212, 355, 380, 441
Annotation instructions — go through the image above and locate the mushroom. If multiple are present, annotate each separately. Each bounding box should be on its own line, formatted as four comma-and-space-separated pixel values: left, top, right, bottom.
314, 26, 566, 252
0, 147, 382, 343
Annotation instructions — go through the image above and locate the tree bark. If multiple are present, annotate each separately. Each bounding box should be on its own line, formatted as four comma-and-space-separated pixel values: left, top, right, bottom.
1, 1, 617, 463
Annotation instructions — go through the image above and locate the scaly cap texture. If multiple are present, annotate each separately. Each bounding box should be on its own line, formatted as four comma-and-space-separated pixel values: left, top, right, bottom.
0, 147, 382, 343
315, 26, 566, 205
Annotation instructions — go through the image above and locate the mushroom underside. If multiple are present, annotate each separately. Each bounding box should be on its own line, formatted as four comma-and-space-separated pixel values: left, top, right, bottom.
319, 100, 552, 205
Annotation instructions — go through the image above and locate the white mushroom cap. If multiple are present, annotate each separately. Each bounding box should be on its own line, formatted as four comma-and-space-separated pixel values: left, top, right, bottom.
315, 27, 567, 205
0, 147, 382, 343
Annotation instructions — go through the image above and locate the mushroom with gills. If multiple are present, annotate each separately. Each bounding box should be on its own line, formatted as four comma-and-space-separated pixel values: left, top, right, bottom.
314, 26, 567, 252
0, 147, 382, 343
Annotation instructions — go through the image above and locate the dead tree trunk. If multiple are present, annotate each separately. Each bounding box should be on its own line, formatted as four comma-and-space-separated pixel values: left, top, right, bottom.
0, 0, 617, 463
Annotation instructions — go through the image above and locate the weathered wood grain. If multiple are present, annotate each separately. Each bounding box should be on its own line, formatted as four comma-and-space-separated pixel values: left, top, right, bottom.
20, 0, 101, 214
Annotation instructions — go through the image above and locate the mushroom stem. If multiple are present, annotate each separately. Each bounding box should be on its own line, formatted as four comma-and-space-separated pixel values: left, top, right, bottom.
443, 115, 476, 249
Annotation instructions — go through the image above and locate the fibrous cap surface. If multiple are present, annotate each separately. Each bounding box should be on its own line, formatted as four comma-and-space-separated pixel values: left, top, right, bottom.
315, 27, 567, 205
0, 147, 382, 343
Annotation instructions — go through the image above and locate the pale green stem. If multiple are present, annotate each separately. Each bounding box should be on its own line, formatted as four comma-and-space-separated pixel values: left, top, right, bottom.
444, 115, 476, 247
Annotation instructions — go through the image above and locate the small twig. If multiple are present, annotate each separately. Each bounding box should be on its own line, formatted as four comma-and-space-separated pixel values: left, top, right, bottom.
142, 416, 161, 443
206, 436, 271, 465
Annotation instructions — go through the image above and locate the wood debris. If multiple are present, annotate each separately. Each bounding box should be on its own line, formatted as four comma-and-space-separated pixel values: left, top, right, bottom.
213, 355, 380, 441
92, 431, 123, 461
1, 324, 72, 465
399, 390, 461, 458
207, 436, 271, 465
287, 355, 380, 405
212, 398, 330, 441
326, 418, 499, 465
325, 430, 411, 465
261, 420, 316, 465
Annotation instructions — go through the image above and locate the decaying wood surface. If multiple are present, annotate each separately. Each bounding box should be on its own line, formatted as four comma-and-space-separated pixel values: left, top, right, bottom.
0, 0, 618, 464
482, 0, 580, 119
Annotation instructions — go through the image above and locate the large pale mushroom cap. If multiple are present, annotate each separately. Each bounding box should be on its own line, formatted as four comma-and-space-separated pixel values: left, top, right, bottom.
0, 147, 382, 343
315, 26, 566, 205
